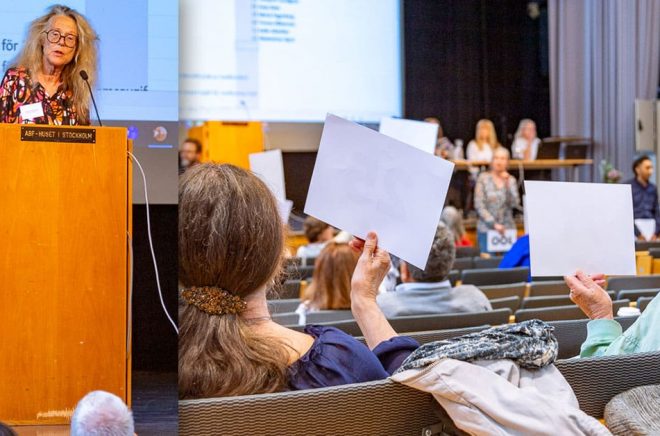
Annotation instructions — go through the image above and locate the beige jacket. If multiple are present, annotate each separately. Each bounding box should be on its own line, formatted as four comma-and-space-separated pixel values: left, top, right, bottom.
391, 358, 611, 436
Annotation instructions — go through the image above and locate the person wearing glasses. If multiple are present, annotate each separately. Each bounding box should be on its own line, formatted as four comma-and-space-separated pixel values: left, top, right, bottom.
0, 5, 98, 125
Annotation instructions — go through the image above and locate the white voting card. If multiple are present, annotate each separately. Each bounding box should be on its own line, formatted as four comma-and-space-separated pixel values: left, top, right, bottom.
487, 229, 517, 253
379, 117, 438, 155
525, 181, 636, 276
305, 114, 454, 269
249, 149, 286, 201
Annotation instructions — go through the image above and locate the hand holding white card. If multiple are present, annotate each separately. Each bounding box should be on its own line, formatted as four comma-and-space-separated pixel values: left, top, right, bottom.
305, 114, 454, 269
525, 181, 636, 276
379, 117, 438, 155
249, 149, 286, 201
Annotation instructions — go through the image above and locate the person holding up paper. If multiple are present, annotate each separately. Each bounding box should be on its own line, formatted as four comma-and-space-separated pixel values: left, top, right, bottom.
178, 163, 419, 399
474, 147, 521, 254
565, 271, 660, 357
466, 119, 501, 162
626, 156, 660, 241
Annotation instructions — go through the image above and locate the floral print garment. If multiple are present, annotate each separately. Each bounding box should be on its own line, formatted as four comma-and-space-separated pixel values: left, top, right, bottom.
0, 67, 84, 125
474, 171, 521, 233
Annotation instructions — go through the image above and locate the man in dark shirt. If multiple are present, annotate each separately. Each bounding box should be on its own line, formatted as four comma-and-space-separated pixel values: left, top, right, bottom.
626, 156, 660, 240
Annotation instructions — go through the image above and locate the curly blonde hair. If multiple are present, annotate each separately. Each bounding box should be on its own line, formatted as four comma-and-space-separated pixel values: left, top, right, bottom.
12, 4, 98, 124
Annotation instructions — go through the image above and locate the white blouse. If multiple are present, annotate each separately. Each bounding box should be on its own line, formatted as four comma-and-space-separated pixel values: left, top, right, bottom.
512, 138, 540, 160
466, 141, 494, 162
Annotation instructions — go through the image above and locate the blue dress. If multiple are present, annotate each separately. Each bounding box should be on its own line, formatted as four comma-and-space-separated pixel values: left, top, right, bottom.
287, 325, 419, 390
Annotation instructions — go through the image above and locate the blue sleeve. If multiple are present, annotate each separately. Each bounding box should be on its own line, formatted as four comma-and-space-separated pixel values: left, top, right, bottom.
654, 185, 660, 235
287, 326, 418, 390
499, 235, 529, 268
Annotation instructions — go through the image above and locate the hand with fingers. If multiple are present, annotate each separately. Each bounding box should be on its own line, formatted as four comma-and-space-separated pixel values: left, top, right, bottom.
350, 231, 391, 304
564, 270, 613, 320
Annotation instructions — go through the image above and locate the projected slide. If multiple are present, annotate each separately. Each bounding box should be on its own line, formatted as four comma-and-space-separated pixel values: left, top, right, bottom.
0, 0, 177, 121
180, 0, 402, 122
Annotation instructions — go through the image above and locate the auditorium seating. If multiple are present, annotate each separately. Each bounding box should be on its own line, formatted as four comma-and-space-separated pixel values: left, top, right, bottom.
178, 352, 660, 435
285, 265, 315, 281
634, 241, 660, 251
520, 295, 574, 309
461, 267, 529, 286
548, 317, 638, 359
305, 310, 353, 324
456, 246, 480, 258
479, 282, 527, 299
273, 280, 303, 299
529, 280, 570, 296
638, 296, 653, 311
451, 257, 473, 271
615, 288, 659, 302
285, 309, 512, 335
488, 296, 521, 311
268, 298, 301, 313
515, 300, 631, 322
607, 275, 660, 291
473, 256, 503, 269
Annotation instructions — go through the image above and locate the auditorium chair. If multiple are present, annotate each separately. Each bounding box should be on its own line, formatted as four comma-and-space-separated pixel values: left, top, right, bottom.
638, 296, 653, 311
286, 309, 512, 336
607, 275, 660, 291
548, 317, 638, 359
529, 280, 570, 296
305, 310, 354, 324
521, 295, 574, 309
451, 257, 474, 271
272, 280, 303, 299
179, 352, 660, 435
478, 282, 527, 300
355, 325, 491, 346
648, 247, 660, 258
461, 267, 529, 286
267, 298, 302, 313
634, 240, 660, 251
473, 256, 503, 269
488, 295, 521, 311
272, 312, 300, 325
456, 246, 480, 258
514, 300, 631, 322
302, 256, 317, 267
615, 288, 659, 302
285, 265, 315, 281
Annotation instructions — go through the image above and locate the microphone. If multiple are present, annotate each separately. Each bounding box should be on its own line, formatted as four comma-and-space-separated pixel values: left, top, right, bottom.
79, 70, 102, 126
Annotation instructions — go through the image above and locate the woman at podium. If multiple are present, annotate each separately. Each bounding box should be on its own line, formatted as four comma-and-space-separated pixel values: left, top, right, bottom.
0, 5, 97, 125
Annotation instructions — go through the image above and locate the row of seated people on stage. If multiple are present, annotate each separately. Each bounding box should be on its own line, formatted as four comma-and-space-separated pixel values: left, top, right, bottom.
425, 117, 540, 162
0, 391, 134, 436
177, 162, 660, 425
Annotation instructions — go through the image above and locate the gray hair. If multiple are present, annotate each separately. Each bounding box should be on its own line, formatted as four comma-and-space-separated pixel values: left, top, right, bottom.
440, 206, 465, 243
70, 391, 134, 436
514, 119, 536, 139
407, 223, 455, 282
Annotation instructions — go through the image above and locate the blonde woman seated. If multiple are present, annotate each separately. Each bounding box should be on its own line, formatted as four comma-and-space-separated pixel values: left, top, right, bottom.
466, 119, 501, 162
178, 164, 419, 398
296, 242, 358, 324
512, 119, 540, 160
474, 147, 521, 254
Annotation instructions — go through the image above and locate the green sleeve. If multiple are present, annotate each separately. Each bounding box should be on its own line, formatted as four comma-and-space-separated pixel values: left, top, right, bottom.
579, 319, 623, 357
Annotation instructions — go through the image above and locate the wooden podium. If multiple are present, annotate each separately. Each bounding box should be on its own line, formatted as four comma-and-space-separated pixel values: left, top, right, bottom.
0, 124, 131, 425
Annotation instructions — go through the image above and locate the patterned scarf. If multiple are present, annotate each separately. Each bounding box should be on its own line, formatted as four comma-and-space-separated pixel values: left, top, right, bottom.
396, 319, 558, 373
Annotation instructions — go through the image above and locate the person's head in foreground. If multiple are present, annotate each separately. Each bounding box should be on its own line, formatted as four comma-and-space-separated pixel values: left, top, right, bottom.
70, 391, 134, 436
474, 119, 499, 150
11, 4, 98, 124
178, 163, 405, 398
401, 224, 455, 284
490, 147, 510, 174
515, 119, 537, 142
305, 242, 358, 310
179, 138, 202, 169
303, 216, 334, 243
632, 155, 653, 184
0, 421, 17, 436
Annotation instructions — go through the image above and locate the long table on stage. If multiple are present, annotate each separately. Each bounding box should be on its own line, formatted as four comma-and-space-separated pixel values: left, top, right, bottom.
452, 159, 593, 181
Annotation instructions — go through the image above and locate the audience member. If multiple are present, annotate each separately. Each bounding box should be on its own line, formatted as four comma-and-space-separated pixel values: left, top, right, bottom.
300, 242, 357, 312
626, 155, 660, 240
296, 216, 335, 259
70, 391, 134, 436
466, 119, 501, 162
0, 422, 16, 436
474, 147, 520, 254
511, 119, 540, 160
565, 271, 660, 357
178, 164, 418, 398
424, 117, 454, 159
499, 234, 532, 281
179, 138, 202, 174
440, 206, 472, 247
377, 224, 491, 317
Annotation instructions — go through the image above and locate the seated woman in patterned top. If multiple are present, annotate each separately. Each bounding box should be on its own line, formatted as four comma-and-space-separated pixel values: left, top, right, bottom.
0, 5, 98, 125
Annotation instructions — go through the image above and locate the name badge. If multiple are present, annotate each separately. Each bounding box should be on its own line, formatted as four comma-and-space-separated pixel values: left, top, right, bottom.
20, 102, 45, 121
486, 229, 517, 252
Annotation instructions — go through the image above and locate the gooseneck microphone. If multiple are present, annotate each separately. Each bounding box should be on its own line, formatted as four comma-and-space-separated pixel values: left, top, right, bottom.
79, 70, 102, 126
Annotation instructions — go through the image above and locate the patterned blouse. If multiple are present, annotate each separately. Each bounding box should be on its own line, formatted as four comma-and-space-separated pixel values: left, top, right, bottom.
0, 67, 86, 125
474, 171, 521, 233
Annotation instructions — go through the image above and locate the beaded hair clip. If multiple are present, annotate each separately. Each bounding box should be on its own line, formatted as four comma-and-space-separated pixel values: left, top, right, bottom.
181, 286, 247, 315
